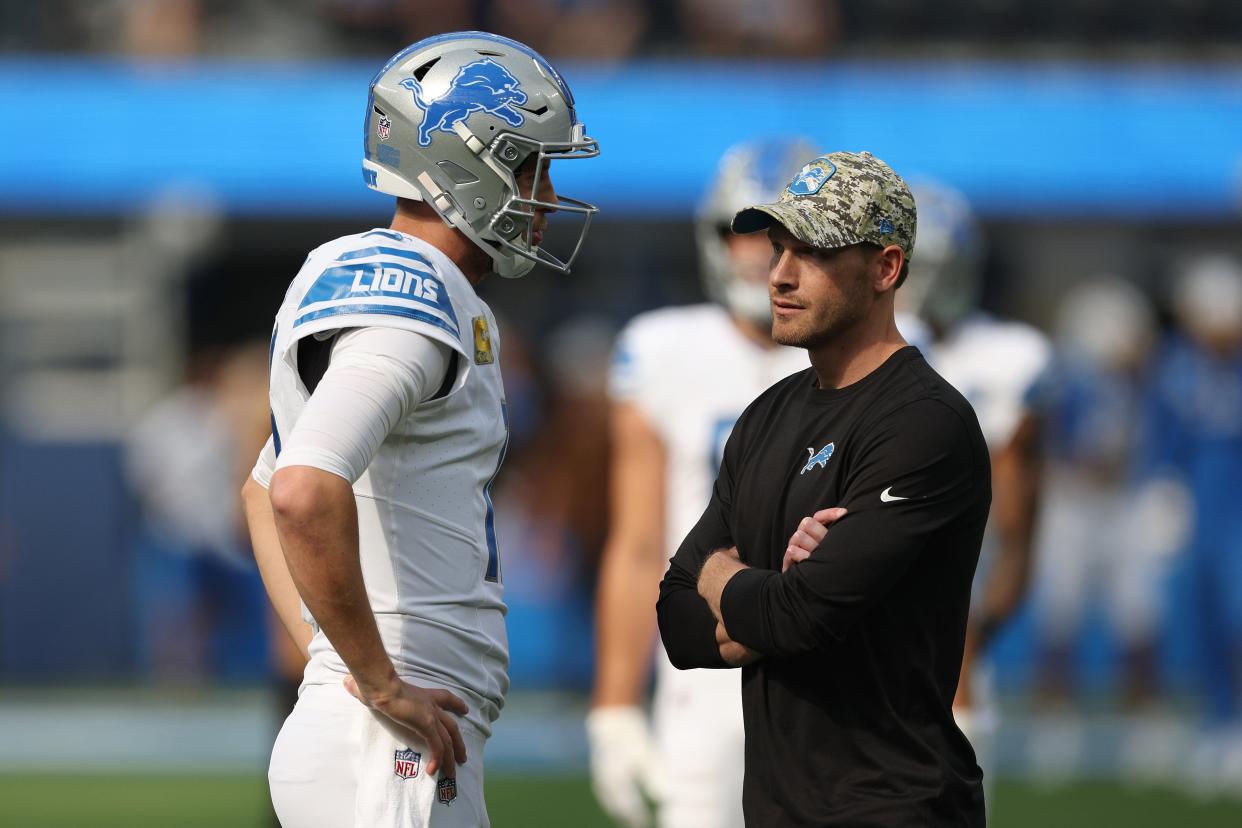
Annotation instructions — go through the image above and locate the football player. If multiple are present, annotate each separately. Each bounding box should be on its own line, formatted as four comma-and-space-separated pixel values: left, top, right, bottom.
900, 180, 1051, 794
588, 139, 814, 828
1144, 255, 1242, 792
240, 32, 598, 828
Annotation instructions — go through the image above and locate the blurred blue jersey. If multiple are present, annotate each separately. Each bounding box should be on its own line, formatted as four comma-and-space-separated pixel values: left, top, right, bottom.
1044, 357, 1144, 477
1139, 334, 1242, 723
1138, 335, 1242, 517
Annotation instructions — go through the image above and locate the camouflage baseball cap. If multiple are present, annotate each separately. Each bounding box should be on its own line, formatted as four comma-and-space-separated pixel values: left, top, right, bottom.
731, 151, 917, 258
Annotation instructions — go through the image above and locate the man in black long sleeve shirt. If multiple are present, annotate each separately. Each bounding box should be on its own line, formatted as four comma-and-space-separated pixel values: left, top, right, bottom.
657, 151, 990, 827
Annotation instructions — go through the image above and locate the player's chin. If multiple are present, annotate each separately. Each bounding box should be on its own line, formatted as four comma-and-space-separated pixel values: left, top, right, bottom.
771, 318, 809, 348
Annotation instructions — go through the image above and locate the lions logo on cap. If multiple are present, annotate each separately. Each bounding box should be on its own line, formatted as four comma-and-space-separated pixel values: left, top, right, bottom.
787, 159, 837, 197
401, 58, 528, 147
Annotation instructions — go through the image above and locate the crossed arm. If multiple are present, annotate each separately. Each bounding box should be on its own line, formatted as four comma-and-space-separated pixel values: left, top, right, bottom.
693, 508, 848, 666
660, 500, 948, 668
659, 400, 984, 669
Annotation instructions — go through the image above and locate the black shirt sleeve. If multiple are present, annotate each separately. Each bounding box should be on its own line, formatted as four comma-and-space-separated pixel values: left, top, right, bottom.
719, 398, 989, 656
655, 428, 740, 670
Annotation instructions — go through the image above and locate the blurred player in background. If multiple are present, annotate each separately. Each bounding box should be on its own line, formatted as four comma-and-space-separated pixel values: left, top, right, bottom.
1141, 254, 1242, 791
240, 32, 599, 827
899, 180, 1051, 787
127, 343, 273, 684
1034, 278, 1168, 708
587, 139, 813, 828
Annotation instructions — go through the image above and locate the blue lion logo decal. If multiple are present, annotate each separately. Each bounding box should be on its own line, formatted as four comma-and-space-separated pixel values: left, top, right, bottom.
800, 442, 835, 475
401, 58, 528, 147
787, 159, 836, 196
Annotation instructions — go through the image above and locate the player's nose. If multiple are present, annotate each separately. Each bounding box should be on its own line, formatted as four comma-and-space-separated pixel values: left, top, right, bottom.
534, 169, 559, 213
770, 250, 797, 288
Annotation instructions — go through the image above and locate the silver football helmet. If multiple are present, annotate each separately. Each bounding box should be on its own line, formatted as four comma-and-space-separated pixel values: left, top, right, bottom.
901, 179, 984, 331
364, 32, 599, 278
696, 138, 820, 323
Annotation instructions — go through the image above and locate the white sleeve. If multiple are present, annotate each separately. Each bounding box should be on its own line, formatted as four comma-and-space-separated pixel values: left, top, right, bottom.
273, 326, 452, 483
608, 316, 663, 424
251, 436, 277, 489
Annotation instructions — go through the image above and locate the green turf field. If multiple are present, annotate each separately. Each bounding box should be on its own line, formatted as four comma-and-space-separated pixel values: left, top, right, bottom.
0, 774, 1239, 827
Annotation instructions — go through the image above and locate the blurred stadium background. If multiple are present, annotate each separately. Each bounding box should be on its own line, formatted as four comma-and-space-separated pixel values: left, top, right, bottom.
2, 1, 1242, 825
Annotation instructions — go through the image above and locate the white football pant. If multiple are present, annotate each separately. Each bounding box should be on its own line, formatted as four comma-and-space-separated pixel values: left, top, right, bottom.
653, 666, 746, 828
269, 683, 488, 828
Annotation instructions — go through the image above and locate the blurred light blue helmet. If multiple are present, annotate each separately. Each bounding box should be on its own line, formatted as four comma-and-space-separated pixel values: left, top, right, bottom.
902, 179, 983, 329
1173, 253, 1242, 343
364, 32, 599, 278
1056, 276, 1155, 370
696, 138, 820, 323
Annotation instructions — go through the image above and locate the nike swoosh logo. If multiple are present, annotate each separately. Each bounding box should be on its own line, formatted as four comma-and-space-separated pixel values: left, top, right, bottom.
880, 487, 909, 503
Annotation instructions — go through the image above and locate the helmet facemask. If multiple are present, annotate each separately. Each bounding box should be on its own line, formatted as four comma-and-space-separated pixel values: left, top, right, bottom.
696, 138, 821, 322
699, 223, 775, 325
478, 128, 599, 278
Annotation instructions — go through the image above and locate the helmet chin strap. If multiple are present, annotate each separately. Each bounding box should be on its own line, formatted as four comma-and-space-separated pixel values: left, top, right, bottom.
415, 123, 539, 279
416, 171, 462, 220
415, 169, 535, 279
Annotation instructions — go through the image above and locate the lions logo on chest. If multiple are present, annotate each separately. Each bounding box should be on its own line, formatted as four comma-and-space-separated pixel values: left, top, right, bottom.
800, 442, 835, 475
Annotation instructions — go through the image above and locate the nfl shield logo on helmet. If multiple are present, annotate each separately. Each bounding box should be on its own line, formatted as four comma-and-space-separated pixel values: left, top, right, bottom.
393, 748, 421, 779
377, 114, 392, 141
437, 776, 458, 805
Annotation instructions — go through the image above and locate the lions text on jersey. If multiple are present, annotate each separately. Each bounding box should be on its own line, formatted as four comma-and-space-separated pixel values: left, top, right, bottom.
268, 228, 510, 735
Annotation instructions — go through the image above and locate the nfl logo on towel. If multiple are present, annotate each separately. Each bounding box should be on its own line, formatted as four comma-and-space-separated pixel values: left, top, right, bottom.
437, 777, 458, 805
393, 748, 421, 779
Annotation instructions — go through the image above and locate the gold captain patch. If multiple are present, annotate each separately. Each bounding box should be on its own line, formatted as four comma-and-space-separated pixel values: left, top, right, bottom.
472, 316, 494, 364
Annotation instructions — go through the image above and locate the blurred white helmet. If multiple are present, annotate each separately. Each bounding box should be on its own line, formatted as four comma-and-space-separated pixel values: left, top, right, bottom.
902, 179, 983, 330
1055, 276, 1155, 370
1172, 253, 1242, 344
696, 138, 820, 323
364, 32, 599, 278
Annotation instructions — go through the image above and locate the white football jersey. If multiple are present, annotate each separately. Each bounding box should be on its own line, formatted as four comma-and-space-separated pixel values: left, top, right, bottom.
929, 312, 1051, 618
610, 304, 808, 695
929, 313, 1051, 451
268, 228, 509, 735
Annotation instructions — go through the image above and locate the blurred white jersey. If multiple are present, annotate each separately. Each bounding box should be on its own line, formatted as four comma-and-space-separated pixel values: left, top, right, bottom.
926, 312, 1050, 793
268, 229, 509, 735
930, 313, 1051, 451
894, 310, 933, 356
610, 304, 807, 827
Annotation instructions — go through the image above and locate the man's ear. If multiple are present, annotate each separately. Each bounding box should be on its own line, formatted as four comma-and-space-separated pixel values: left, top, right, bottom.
874, 244, 905, 292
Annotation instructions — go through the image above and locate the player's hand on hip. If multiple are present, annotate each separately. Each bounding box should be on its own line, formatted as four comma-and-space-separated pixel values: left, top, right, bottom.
344, 674, 469, 777
716, 622, 761, 667
782, 507, 847, 572
585, 706, 666, 828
